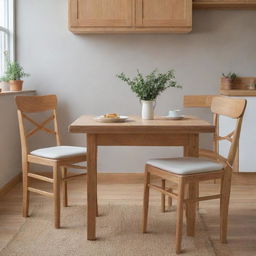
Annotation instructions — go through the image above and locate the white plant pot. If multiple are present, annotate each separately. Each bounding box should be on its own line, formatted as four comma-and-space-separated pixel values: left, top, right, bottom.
141, 100, 155, 120
0, 82, 10, 92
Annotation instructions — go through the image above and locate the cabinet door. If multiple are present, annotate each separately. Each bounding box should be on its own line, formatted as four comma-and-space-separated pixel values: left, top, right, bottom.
70, 0, 134, 28
136, 0, 192, 27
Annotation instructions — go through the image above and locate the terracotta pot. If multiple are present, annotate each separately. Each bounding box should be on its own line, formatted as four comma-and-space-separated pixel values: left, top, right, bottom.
222, 78, 232, 90
9, 80, 23, 91
0, 81, 10, 91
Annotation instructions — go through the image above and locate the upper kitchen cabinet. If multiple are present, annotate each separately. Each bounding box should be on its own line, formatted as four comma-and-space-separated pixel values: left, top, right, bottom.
193, 0, 256, 9
136, 0, 192, 32
69, 0, 192, 33
69, 0, 134, 32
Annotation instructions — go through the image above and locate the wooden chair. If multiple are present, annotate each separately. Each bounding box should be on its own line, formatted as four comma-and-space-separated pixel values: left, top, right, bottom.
183, 95, 218, 159
16, 95, 96, 228
142, 96, 247, 254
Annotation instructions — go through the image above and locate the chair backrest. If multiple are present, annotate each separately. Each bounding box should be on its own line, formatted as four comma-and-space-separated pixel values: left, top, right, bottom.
15, 95, 61, 159
184, 95, 215, 108
211, 96, 247, 167
184, 94, 217, 154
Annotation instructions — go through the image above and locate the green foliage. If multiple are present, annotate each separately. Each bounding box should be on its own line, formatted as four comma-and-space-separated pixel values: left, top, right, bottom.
3, 61, 30, 81
222, 72, 237, 81
117, 69, 182, 101
0, 75, 9, 82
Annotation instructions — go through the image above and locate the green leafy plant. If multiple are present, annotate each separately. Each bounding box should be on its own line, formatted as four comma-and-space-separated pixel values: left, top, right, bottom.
222, 72, 237, 81
0, 75, 9, 82
117, 69, 181, 101
4, 61, 30, 81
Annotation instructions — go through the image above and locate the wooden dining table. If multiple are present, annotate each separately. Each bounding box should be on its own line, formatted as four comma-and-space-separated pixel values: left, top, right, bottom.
69, 115, 215, 240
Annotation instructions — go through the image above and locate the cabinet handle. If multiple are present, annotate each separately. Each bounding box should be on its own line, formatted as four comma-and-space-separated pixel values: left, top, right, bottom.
142, 0, 144, 19
76, 0, 79, 19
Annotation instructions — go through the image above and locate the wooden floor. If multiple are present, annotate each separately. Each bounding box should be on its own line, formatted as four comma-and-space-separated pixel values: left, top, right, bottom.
0, 173, 256, 255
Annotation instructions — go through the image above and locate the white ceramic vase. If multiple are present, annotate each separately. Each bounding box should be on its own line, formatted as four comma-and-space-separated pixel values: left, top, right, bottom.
141, 100, 155, 120
0, 82, 10, 92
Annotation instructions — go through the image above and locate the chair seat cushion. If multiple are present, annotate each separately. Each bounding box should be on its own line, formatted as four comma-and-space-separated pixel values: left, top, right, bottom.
147, 157, 224, 175
30, 146, 87, 159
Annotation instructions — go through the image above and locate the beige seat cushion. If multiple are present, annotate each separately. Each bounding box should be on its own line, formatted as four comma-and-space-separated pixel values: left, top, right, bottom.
147, 157, 224, 175
30, 146, 86, 159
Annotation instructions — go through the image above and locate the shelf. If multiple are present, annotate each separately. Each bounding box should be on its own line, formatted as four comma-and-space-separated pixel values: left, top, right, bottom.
0, 90, 36, 97
220, 90, 256, 96
193, 1, 256, 10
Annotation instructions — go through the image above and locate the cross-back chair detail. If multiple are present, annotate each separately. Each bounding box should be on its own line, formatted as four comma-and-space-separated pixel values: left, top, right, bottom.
23, 113, 57, 138
184, 95, 241, 171
143, 96, 247, 254
16, 95, 61, 157
15, 95, 92, 229
209, 96, 245, 168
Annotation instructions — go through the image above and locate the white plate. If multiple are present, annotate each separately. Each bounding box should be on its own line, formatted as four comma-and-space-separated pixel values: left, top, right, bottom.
94, 115, 129, 123
162, 115, 185, 120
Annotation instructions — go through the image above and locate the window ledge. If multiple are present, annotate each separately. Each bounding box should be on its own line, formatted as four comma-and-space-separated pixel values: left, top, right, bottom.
0, 90, 36, 96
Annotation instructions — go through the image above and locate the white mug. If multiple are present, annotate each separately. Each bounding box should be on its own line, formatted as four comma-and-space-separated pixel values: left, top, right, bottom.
168, 109, 182, 118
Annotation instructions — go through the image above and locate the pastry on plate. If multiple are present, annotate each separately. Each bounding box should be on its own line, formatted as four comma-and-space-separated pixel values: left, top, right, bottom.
104, 113, 120, 119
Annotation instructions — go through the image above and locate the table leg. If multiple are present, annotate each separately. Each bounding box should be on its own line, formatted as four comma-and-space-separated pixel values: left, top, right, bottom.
87, 134, 97, 240
183, 134, 199, 158
184, 134, 199, 237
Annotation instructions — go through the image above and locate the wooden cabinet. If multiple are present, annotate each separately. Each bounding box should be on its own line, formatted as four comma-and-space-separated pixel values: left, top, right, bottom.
69, 0, 192, 33
69, 0, 134, 28
136, 0, 191, 28
69, 0, 256, 33
193, 0, 256, 9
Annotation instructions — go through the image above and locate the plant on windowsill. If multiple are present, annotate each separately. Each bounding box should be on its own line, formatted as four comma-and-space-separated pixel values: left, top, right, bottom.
117, 69, 182, 120
0, 75, 10, 92
2, 61, 30, 91
222, 72, 237, 90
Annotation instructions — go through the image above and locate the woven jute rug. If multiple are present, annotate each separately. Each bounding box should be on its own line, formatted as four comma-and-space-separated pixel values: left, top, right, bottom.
0, 202, 216, 256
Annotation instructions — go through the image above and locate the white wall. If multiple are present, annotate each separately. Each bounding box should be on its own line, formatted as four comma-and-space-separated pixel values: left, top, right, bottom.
0, 91, 35, 188
17, 0, 256, 172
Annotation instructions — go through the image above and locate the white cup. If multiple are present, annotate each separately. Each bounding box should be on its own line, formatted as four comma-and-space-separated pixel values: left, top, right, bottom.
168, 110, 182, 118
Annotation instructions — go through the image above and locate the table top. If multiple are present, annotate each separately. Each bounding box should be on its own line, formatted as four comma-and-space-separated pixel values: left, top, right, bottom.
69, 115, 215, 134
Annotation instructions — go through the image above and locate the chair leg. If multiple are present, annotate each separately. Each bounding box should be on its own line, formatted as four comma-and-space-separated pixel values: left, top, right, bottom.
196, 182, 199, 210
53, 165, 61, 229
96, 190, 99, 217
186, 182, 197, 237
22, 161, 30, 217
167, 188, 173, 210
161, 179, 166, 212
61, 167, 68, 207
142, 166, 150, 233
220, 169, 232, 244
176, 178, 185, 254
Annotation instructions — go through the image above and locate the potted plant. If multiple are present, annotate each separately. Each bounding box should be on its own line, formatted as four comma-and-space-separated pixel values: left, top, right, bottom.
247, 80, 256, 90
222, 72, 237, 90
117, 69, 181, 120
0, 75, 10, 92
3, 61, 30, 91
